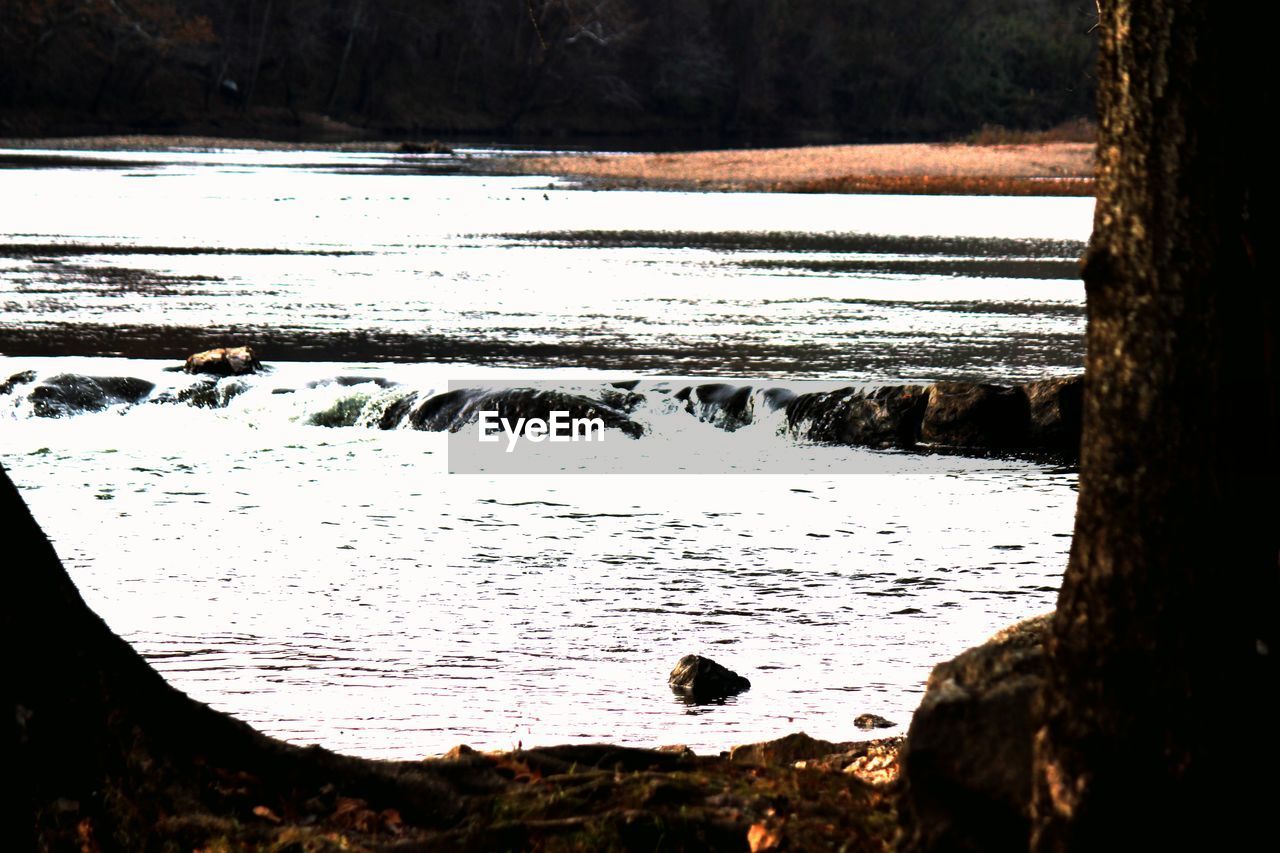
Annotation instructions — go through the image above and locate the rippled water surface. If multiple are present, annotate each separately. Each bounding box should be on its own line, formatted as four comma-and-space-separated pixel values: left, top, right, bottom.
0, 148, 1089, 757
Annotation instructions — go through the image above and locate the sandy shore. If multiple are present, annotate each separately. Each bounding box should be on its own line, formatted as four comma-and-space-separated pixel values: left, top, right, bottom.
508, 141, 1095, 196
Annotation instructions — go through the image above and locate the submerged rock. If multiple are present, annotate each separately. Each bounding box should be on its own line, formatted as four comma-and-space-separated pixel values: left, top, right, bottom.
854, 713, 896, 730
675, 383, 795, 431
899, 613, 1051, 852
28, 374, 154, 418
920, 381, 1031, 448
376, 391, 419, 430
676, 383, 755, 430
184, 346, 261, 377
0, 370, 37, 396
173, 378, 248, 410
598, 386, 646, 414
668, 655, 751, 702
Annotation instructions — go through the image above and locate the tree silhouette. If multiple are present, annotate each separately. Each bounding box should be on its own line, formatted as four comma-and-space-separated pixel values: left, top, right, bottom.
1032, 0, 1278, 848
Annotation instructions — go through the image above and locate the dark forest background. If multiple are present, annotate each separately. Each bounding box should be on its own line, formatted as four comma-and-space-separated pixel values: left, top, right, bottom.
0, 0, 1097, 143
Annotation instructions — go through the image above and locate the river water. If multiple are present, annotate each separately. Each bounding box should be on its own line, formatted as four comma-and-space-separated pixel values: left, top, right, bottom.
0, 146, 1090, 757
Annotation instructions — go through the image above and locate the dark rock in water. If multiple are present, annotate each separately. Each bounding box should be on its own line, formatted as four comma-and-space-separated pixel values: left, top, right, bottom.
29, 374, 154, 418
610, 380, 641, 391
408, 388, 643, 438
668, 655, 750, 702
184, 346, 261, 377
598, 386, 646, 414
676, 383, 791, 431
761, 387, 796, 410
899, 613, 1051, 853
854, 713, 896, 730
174, 379, 248, 410
1021, 375, 1083, 452
920, 381, 1030, 448
0, 370, 37, 396
376, 392, 419, 430
787, 385, 927, 448
677, 383, 756, 430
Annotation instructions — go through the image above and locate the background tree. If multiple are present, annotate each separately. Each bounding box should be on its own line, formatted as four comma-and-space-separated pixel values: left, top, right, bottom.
1031, 0, 1278, 848
1, 0, 1098, 140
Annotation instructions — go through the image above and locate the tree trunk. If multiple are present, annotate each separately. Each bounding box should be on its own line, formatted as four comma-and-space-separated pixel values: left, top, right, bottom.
327, 0, 365, 114
243, 0, 274, 112
1031, 1, 1278, 848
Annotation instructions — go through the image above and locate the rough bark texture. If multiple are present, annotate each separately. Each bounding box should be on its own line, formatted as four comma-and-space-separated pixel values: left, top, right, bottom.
1031, 1, 1278, 848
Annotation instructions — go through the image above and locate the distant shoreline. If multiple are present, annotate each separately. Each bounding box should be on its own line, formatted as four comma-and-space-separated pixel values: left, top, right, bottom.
0, 135, 1095, 196
501, 141, 1095, 196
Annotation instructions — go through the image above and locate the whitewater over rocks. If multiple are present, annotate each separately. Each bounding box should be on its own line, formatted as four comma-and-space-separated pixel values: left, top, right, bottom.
0, 362, 1083, 457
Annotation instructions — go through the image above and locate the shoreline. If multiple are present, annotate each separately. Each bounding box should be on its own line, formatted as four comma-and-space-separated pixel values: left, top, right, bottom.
498, 141, 1095, 196
1, 135, 1096, 196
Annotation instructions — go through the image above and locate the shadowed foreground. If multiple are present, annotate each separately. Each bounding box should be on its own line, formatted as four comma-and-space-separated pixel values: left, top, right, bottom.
4, 464, 898, 850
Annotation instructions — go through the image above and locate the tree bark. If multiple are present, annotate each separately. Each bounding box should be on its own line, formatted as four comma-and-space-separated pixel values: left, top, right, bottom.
1032, 1, 1278, 848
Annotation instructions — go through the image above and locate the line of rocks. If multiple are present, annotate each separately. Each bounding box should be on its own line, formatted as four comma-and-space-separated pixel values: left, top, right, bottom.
785, 377, 1081, 455
2, 346, 1083, 458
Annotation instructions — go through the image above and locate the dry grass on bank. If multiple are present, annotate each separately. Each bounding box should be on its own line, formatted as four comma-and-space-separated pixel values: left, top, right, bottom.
510, 141, 1096, 196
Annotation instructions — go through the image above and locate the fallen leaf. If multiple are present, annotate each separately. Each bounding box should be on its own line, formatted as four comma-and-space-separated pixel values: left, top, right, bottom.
331, 797, 378, 832
77, 817, 100, 853
252, 805, 282, 824
748, 822, 782, 852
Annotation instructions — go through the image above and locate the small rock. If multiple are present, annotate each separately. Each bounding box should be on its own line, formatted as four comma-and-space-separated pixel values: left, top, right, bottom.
0, 370, 37, 396
174, 378, 248, 409
729, 732, 845, 765
184, 346, 261, 377
668, 654, 750, 702
854, 713, 896, 730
